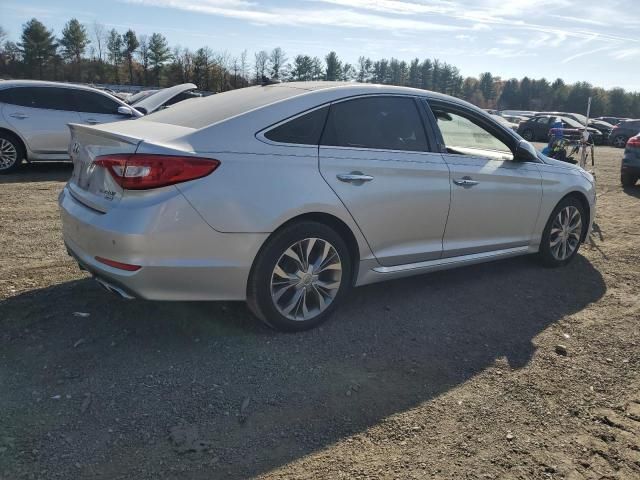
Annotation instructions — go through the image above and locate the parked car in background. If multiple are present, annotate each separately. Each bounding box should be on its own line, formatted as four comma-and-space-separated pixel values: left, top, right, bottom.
500, 109, 537, 118
540, 111, 588, 126
587, 119, 614, 143
59, 82, 595, 331
517, 115, 602, 143
596, 116, 628, 125
609, 119, 640, 148
0, 80, 142, 173
621, 134, 640, 187
501, 114, 528, 125
491, 114, 519, 131
129, 83, 200, 115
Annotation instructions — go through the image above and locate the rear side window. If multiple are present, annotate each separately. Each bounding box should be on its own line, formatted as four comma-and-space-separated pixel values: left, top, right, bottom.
0, 87, 76, 111
265, 106, 329, 145
72, 90, 120, 114
321, 96, 428, 152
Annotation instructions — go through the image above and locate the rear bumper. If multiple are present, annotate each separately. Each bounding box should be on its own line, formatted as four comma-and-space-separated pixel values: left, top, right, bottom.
59, 186, 268, 301
621, 163, 640, 177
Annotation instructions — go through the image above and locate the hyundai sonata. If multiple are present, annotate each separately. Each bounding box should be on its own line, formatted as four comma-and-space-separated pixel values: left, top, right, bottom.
59, 82, 596, 331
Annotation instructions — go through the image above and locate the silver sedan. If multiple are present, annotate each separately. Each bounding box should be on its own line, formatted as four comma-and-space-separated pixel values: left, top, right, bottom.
59, 82, 596, 331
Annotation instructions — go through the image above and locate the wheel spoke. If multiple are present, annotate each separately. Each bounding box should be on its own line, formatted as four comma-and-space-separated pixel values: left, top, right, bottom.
281, 288, 304, 316
304, 238, 316, 269
284, 247, 305, 270
273, 282, 296, 303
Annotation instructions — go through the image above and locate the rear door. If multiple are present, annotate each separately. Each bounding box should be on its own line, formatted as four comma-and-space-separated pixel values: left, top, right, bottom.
2, 86, 80, 154
319, 95, 451, 266
427, 101, 542, 257
72, 89, 130, 126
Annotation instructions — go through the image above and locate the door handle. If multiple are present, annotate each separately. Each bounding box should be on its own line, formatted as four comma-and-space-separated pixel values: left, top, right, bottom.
9, 113, 28, 119
337, 172, 374, 184
85, 119, 100, 125
453, 177, 479, 187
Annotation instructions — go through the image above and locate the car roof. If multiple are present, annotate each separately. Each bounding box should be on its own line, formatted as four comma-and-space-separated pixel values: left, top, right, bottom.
0, 79, 113, 93
143, 81, 479, 130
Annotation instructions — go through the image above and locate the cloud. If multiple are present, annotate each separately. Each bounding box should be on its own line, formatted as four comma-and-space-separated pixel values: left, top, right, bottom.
123, 0, 464, 32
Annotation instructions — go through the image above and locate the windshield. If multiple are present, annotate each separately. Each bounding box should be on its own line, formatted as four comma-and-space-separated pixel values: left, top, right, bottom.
129, 90, 158, 105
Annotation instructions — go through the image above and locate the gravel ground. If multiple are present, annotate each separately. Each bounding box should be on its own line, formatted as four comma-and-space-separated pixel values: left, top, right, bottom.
1, 146, 639, 480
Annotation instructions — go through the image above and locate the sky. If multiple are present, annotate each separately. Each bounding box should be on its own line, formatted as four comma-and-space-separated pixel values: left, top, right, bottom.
1, 0, 639, 91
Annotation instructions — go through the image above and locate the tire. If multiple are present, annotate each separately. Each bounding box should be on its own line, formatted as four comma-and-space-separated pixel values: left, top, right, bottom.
621, 173, 637, 188
521, 129, 534, 141
247, 221, 353, 332
612, 135, 628, 148
0, 132, 24, 174
538, 196, 586, 267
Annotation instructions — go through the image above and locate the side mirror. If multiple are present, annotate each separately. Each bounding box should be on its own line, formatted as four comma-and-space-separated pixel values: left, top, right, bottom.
515, 140, 538, 162
117, 105, 134, 116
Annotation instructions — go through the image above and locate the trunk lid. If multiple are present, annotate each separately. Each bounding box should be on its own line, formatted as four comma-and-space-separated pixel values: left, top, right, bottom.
67, 121, 196, 212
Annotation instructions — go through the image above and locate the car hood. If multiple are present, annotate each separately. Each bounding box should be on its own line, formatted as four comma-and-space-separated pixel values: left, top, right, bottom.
132, 83, 197, 114
537, 151, 594, 182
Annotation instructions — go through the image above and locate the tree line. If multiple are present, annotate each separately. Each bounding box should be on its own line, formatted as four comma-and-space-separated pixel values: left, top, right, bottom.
1, 18, 639, 118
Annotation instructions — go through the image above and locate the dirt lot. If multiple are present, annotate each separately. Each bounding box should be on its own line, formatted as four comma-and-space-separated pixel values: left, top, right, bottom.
1, 147, 639, 480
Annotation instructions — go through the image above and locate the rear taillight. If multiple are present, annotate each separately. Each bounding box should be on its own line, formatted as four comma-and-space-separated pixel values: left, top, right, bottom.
627, 136, 640, 148
94, 154, 220, 190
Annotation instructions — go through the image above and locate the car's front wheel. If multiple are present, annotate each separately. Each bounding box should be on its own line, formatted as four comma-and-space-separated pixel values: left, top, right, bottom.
0, 132, 24, 174
247, 221, 352, 331
538, 196, 586, 267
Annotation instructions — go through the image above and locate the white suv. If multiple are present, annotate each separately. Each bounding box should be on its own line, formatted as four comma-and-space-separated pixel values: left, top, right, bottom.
0, 80, 142, 173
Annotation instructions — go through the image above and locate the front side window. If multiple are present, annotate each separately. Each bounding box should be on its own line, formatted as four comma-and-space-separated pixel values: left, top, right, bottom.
72, 90, 120, 114
431, 107, 512, 159
321, 96, 428, 152
265, 106, 329, 145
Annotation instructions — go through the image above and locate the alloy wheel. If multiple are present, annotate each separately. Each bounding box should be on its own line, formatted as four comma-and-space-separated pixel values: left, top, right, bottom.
270, 237, 342, 321
0, 139, 18, 170
549, 206, 582, 261
613, 136, 627, 148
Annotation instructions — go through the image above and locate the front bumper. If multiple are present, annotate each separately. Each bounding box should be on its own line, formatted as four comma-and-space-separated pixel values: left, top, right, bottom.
59, 186, 268, 301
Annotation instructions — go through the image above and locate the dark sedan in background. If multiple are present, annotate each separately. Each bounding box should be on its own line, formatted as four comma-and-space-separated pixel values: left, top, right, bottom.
609, 119, 640, 148
517, 115, 603, 143
621, 134, 640, 187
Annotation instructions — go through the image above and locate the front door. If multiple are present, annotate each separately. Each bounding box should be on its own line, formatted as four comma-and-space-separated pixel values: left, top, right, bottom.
319, 95, 451, 267
428, 103, 543, 257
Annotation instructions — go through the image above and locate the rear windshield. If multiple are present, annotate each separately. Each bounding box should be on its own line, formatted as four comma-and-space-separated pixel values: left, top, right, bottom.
140, 85, 309, 129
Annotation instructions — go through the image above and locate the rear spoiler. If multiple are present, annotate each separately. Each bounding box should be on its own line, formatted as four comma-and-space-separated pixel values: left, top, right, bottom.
68, 123, 142, 146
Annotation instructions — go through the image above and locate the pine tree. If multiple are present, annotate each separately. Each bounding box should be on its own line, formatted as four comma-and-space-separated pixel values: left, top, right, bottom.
148, 33, 170, 86
324, 51, 342, 81
19, 18, 57, 79
59, 19, 89, 80
106, 29, 123, 83
123, 29, 139, 85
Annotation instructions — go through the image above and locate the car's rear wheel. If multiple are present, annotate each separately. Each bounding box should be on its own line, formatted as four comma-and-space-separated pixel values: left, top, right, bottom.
612, 135, 628, 148
538, 196, 586, 267
621, 173, 637, 188
247, 221, 352, 331
521, 129, 534, 141
0, 132, 24, 174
